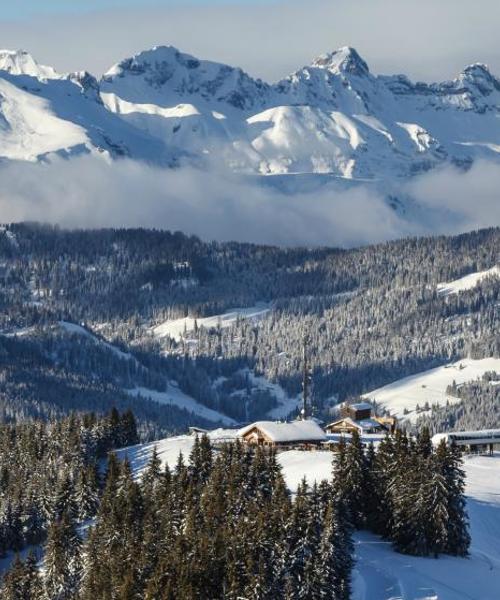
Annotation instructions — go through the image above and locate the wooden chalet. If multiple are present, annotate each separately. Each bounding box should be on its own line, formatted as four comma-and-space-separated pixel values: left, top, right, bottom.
326, 417, 387, 435
238, 420, 327, 449
189, 426, 209, 436
340, 402, 373, 421
327, 402, 397, 436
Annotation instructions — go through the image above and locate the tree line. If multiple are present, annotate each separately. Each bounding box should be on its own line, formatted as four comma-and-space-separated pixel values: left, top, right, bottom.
1, 424, 471, 599
333, 428, 470, 557
1, 223, 499, 429
2, 436, 354, 600
0, 409, 138, 560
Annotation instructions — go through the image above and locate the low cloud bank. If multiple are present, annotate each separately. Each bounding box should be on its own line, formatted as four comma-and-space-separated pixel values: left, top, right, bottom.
0, 156, 498, 247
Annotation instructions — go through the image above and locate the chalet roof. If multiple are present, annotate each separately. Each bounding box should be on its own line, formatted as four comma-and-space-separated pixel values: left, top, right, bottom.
326, 433, 387, 445
358, 419, 385, 430
348, 402, 373, 411
327, 417, 384, 432
238, 420, 327, 443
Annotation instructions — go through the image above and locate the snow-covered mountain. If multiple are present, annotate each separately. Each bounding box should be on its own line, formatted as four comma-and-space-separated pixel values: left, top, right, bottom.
0, 49, 170, 164
1, 45, 500, 178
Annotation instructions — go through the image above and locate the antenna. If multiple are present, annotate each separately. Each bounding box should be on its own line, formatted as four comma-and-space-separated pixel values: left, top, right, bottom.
301, 334, 312, 420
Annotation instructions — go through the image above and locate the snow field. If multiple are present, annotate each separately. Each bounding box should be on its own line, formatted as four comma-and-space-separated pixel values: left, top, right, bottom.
363, 357, 500, 422
437, 266, 500, 295
151, 304, 270, 342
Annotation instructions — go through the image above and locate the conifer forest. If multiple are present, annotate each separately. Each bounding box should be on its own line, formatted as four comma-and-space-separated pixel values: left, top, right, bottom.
0, 223, 497, 598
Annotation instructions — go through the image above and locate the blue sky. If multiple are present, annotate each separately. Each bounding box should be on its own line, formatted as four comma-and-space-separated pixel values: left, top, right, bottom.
1, 0, 497, 83
5, 0, 273, 20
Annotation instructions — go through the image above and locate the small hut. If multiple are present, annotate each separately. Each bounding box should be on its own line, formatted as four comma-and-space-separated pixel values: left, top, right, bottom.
238, 420, 327, 449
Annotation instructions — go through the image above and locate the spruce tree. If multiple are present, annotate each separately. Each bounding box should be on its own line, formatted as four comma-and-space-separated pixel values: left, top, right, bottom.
437, 441, 471, 556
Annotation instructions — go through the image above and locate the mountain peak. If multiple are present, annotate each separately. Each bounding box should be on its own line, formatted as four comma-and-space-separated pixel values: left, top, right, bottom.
0, 49, 60, 80
460, 62, 495, 83
104, 45, 204, 80
457, 62, 499, 96
311, 46, 370, 76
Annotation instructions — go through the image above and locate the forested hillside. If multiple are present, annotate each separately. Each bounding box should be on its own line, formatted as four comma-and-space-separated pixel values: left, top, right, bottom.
0, 426, 470, 599
0, 410, 137, 561
1, 223, 498, 433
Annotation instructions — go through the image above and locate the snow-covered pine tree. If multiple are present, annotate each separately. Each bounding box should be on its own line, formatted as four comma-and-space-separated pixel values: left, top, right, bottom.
436, 441, 471, 556
43, 510, 82, 600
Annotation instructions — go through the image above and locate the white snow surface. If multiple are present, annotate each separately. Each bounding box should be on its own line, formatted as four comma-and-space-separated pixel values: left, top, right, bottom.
2, 45, 500, 178
437, 266, 500, 295
118, 430, 331, 490
0, 51, 169, 163
58, 321, 134, 362
353, 454, 500, 600
121, 432, 500, 599
245, 371, 302, 420
152, 304, 270, 342
58, 321, 235, 425
116, 428, 239, 476
237, 419, 327, 443
277, 450, 333, 491
363, 357, 500, 422
0, 49, 60, 80
127, 385, 237, 426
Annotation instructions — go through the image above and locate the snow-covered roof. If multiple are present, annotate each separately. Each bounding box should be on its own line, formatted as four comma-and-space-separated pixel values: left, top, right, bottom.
433, 429, 500, 445
328, 417, 383, 432
349, 402, 373, 411
238, 420, 327, 443
358, 419, 386, 430
326, 433, 387, 445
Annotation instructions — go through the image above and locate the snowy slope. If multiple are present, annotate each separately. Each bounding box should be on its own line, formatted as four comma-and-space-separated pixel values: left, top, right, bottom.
353, 454, 500, 600
126, 385, 237, 426
437, 266, 500, 295
0, 51, 169, 163
99, 45, 500, 178
2, 45, 500, 179
118, 430, 332, 491
115, 429, 239, 475
151, 304, 270, 342
121, 432, 500, 599
58, 321, 235, 425
363, 357, 500, 422
59, 321, 135, 362
244, 370, 302, 420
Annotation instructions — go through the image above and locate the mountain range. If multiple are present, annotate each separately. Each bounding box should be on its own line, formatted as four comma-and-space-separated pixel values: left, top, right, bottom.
1, 45, 500, 179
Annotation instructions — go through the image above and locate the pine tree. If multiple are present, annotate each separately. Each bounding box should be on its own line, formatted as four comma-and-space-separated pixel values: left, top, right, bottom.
142, 446, 162, 497
423, 459, 449, 557
416, 426, 433, 458
370, 435, 394, 536
1, 554, 26, 600
120, 410, 139, 447
437, 441, 471, 556
333, 431, 367, 528
44, 511, 82, 600
74, 465, 99, 521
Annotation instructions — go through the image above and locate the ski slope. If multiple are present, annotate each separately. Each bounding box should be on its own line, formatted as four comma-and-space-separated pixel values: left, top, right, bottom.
120, 432, 500, 600
59, 321, 135, 362
236, 369, 301, 420
116, 429, 239, 475
363, 357, 500, 422
126, 386, 237, 426
59, 321, 236, 425
151, 304, 270, 342
437, 266, 500, 295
